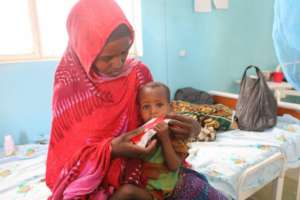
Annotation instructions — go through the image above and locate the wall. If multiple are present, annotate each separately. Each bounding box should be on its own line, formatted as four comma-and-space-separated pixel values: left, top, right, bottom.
142, 0, 278, 95
0, 61, 56, 145
0, 0, 280, 145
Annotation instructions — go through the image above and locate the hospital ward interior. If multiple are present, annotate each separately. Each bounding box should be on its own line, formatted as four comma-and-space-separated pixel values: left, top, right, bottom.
1, 0, 300, 199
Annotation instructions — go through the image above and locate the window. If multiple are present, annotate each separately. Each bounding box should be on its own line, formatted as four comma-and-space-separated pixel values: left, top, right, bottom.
116, 0, 143, 57
0, 0, 142, 62
0, 1, 35, 59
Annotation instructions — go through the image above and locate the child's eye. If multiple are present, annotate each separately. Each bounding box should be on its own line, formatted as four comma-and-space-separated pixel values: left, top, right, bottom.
156, 103, 164, 107
142, 105, 150, 110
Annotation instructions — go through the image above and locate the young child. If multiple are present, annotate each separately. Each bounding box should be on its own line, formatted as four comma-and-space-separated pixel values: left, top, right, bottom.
110, 82, 189, 200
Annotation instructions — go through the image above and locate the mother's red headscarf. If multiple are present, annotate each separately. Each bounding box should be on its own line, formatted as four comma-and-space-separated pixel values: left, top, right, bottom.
46, 0, 152, 199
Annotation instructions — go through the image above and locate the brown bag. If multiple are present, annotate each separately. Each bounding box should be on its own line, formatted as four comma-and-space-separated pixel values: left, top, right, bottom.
236, 65, 277, 131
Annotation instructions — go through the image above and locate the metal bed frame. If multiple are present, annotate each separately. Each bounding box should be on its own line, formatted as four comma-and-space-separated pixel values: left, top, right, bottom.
210, 90, 300, 200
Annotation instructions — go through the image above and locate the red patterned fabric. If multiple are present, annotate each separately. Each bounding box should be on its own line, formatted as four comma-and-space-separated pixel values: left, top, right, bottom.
45, 0, 152, 199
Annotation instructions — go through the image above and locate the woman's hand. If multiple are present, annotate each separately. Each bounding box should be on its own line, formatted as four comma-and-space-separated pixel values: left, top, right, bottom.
166, 113, 200, 140
153, 122, 170, 142
111, 128, 157, 159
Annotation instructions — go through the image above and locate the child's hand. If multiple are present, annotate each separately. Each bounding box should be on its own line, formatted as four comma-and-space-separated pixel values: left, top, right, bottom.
153, 122, 170, 142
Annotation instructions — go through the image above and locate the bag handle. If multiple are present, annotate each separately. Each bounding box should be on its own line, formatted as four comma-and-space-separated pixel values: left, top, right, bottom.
240, 65, 266, 88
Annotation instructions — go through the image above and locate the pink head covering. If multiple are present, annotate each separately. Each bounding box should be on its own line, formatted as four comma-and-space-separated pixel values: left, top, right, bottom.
66, 0, 134, 75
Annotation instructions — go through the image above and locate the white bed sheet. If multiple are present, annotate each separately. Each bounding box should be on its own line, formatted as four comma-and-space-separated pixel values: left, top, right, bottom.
0, 144, 50, 200
187, 115, 300, 199
1, 115, 300, 200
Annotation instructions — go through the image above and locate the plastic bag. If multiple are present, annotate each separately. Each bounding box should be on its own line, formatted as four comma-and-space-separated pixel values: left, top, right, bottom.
236, 65, 277, 131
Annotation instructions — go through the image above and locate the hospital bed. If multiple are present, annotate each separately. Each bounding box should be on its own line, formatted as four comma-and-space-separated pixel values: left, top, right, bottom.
1, 91, 300, 200
187, 91, 300, 200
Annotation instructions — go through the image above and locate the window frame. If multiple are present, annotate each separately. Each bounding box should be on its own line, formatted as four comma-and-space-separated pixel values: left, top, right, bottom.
0, 0, 142, 63
0, 0, 41, 62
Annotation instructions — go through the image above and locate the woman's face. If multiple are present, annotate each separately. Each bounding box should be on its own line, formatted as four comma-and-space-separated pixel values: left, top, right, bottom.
93, 36, 131, 77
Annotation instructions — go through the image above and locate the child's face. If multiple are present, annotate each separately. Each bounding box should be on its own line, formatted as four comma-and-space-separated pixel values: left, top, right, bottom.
139, 87, 171, 122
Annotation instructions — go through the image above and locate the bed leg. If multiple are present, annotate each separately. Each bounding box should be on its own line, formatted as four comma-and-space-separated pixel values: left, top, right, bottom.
272, 174, 284, 200
296, 168, 300, 200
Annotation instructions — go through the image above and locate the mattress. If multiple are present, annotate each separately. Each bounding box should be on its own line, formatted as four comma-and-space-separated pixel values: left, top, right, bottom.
1, 115, 300, 199
0, 144, 50, 200
187, 114, 300, 199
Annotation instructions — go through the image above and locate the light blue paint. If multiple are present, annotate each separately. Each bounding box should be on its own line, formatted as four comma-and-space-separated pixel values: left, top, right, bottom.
0, 0, 281, 146
140, 0, 168, 83
0, 61, 57, 146
142, 0, 278, 95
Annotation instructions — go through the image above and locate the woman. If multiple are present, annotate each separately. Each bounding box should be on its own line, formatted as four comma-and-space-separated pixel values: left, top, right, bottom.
46, 0, 227, 199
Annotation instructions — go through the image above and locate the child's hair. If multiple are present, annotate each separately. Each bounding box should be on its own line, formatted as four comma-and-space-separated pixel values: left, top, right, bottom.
139, 82, 171, 102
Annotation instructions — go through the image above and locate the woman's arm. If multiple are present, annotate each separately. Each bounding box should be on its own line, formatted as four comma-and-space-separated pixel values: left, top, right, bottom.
154, 122, 181, 171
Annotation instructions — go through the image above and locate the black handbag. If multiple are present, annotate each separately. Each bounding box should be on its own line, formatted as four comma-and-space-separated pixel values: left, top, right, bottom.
174, 87, 214, 105
235, 65, 277, 131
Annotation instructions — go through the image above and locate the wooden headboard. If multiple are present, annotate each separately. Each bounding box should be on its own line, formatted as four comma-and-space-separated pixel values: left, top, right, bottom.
210, 91, 300, 119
